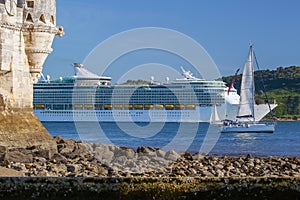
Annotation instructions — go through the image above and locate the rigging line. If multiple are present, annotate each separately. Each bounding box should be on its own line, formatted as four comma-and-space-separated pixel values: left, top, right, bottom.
253, 50, 275, 121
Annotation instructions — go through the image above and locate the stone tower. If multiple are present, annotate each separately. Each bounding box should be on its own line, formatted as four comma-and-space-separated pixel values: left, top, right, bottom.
0, 0, 63, 150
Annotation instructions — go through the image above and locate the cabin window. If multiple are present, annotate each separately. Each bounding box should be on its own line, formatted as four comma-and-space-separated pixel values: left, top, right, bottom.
39, 14, 46, 23
26, 1, 34, 8
26, 13, 34, 23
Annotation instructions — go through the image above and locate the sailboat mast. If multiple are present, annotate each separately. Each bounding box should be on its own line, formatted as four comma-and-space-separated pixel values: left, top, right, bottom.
250, 45, 255, 121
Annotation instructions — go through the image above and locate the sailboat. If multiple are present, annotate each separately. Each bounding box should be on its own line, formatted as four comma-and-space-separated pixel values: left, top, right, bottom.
221, 45, 275, 133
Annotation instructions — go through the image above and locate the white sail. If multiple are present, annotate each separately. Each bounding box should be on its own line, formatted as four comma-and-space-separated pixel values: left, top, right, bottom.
237, 45, 255, 120
210, 105, 220, 124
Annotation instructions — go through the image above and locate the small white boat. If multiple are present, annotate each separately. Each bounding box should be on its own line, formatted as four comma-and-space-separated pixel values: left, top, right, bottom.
221, 120, 275, 133
220, 45, 275, 133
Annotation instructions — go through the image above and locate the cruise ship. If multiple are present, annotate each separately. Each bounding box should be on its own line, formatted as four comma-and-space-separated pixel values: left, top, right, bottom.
33, 64, 277, 122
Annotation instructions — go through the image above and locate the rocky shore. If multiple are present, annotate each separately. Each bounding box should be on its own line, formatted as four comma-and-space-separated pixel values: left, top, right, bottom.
0, 136, 299, 199
0, 136, 299, 178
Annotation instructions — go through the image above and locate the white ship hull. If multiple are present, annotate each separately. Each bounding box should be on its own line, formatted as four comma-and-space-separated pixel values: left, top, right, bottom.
35, 106, 215, 122
34, 103, 275, 122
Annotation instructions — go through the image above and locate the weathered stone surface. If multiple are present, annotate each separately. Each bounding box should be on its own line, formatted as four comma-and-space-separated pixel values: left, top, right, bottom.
0, 146, 7, 162
0, 166, 24, 177
0, 0, 63, 150
5, 150, 33, 163
51, 153, 68, 164
0, 111, 57, 154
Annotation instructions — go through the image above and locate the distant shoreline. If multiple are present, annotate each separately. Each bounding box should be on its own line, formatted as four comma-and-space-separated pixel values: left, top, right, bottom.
262, 118, 299, 122
273, 119, 299, 122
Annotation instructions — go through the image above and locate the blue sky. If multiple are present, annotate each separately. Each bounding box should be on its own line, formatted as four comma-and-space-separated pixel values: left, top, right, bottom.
44, 0, 300, 81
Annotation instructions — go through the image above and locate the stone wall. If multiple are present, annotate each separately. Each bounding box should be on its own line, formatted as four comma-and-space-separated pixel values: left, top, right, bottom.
0, 0, 63, 108
0, 0, 63, 149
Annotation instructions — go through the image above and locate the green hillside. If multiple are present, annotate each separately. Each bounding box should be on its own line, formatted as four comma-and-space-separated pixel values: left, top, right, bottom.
222, 66, 300, 120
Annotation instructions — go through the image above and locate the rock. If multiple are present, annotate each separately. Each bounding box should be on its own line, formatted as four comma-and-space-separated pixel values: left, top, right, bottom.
32, 149, 51, 160
189, 168, 197, 176
72, 143, 90, 155
1, 159, 10, 167
0, 166, 24, 177
51, 153, 68, 164
33, 157, 47, 163
192, 153, 205, 160
124, 148, 136, 159
137, 146, 157, 157
215, 164, 224, 170
216, 169, 224, 177
201, 170, 213, 177
287, 163, 297, 170
137, 146, 154, 154
5, 149, 33, 163
58, 141, 75, 155
25, 163, 34, 170
182, 152, 192, 160
95, 145, 114, 164
165, 150, 180, 162
113, 156, 127, 165
234, 161, 242, 168
114, 147, 136, 159
96, 166, 108, 176
246, 154, 253, 160
151, 156, 170, 166
66, 164, 78, 173
156, 149, 166, 158
138, 155, 151, 162
0, 146, 7, 162
176, 169, 186, 176
125, 160, 138, 169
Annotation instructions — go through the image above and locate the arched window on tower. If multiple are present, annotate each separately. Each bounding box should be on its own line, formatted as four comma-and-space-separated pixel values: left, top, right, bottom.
26, 13, 34, 23
39, 14, 46, 23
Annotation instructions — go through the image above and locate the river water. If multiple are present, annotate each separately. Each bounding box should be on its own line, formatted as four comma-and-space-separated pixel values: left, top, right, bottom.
42, 121, 300, 157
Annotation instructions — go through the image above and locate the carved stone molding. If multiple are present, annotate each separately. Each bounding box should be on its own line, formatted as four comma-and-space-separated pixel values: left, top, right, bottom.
22, 24, 64, 36
0, 22, 22, 31
25, 48, 53, 54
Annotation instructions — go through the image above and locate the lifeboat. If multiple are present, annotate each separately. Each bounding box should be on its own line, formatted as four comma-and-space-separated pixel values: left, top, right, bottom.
124, 104, 133, 109
84, 104, 94, 109
175, 104, 185, 110
114, 104, 123, 109
74, 104, 83, 109
155, 104, 164, 109
35, 104, 45, 109
186, 104, 196, 109
134, 104, 143, 109
104, 104, 112, 109
144, 104, 153, 109
165, 104, 174, 110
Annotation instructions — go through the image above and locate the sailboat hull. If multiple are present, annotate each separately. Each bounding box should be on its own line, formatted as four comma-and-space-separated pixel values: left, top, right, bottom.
220, 123, 275, 133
